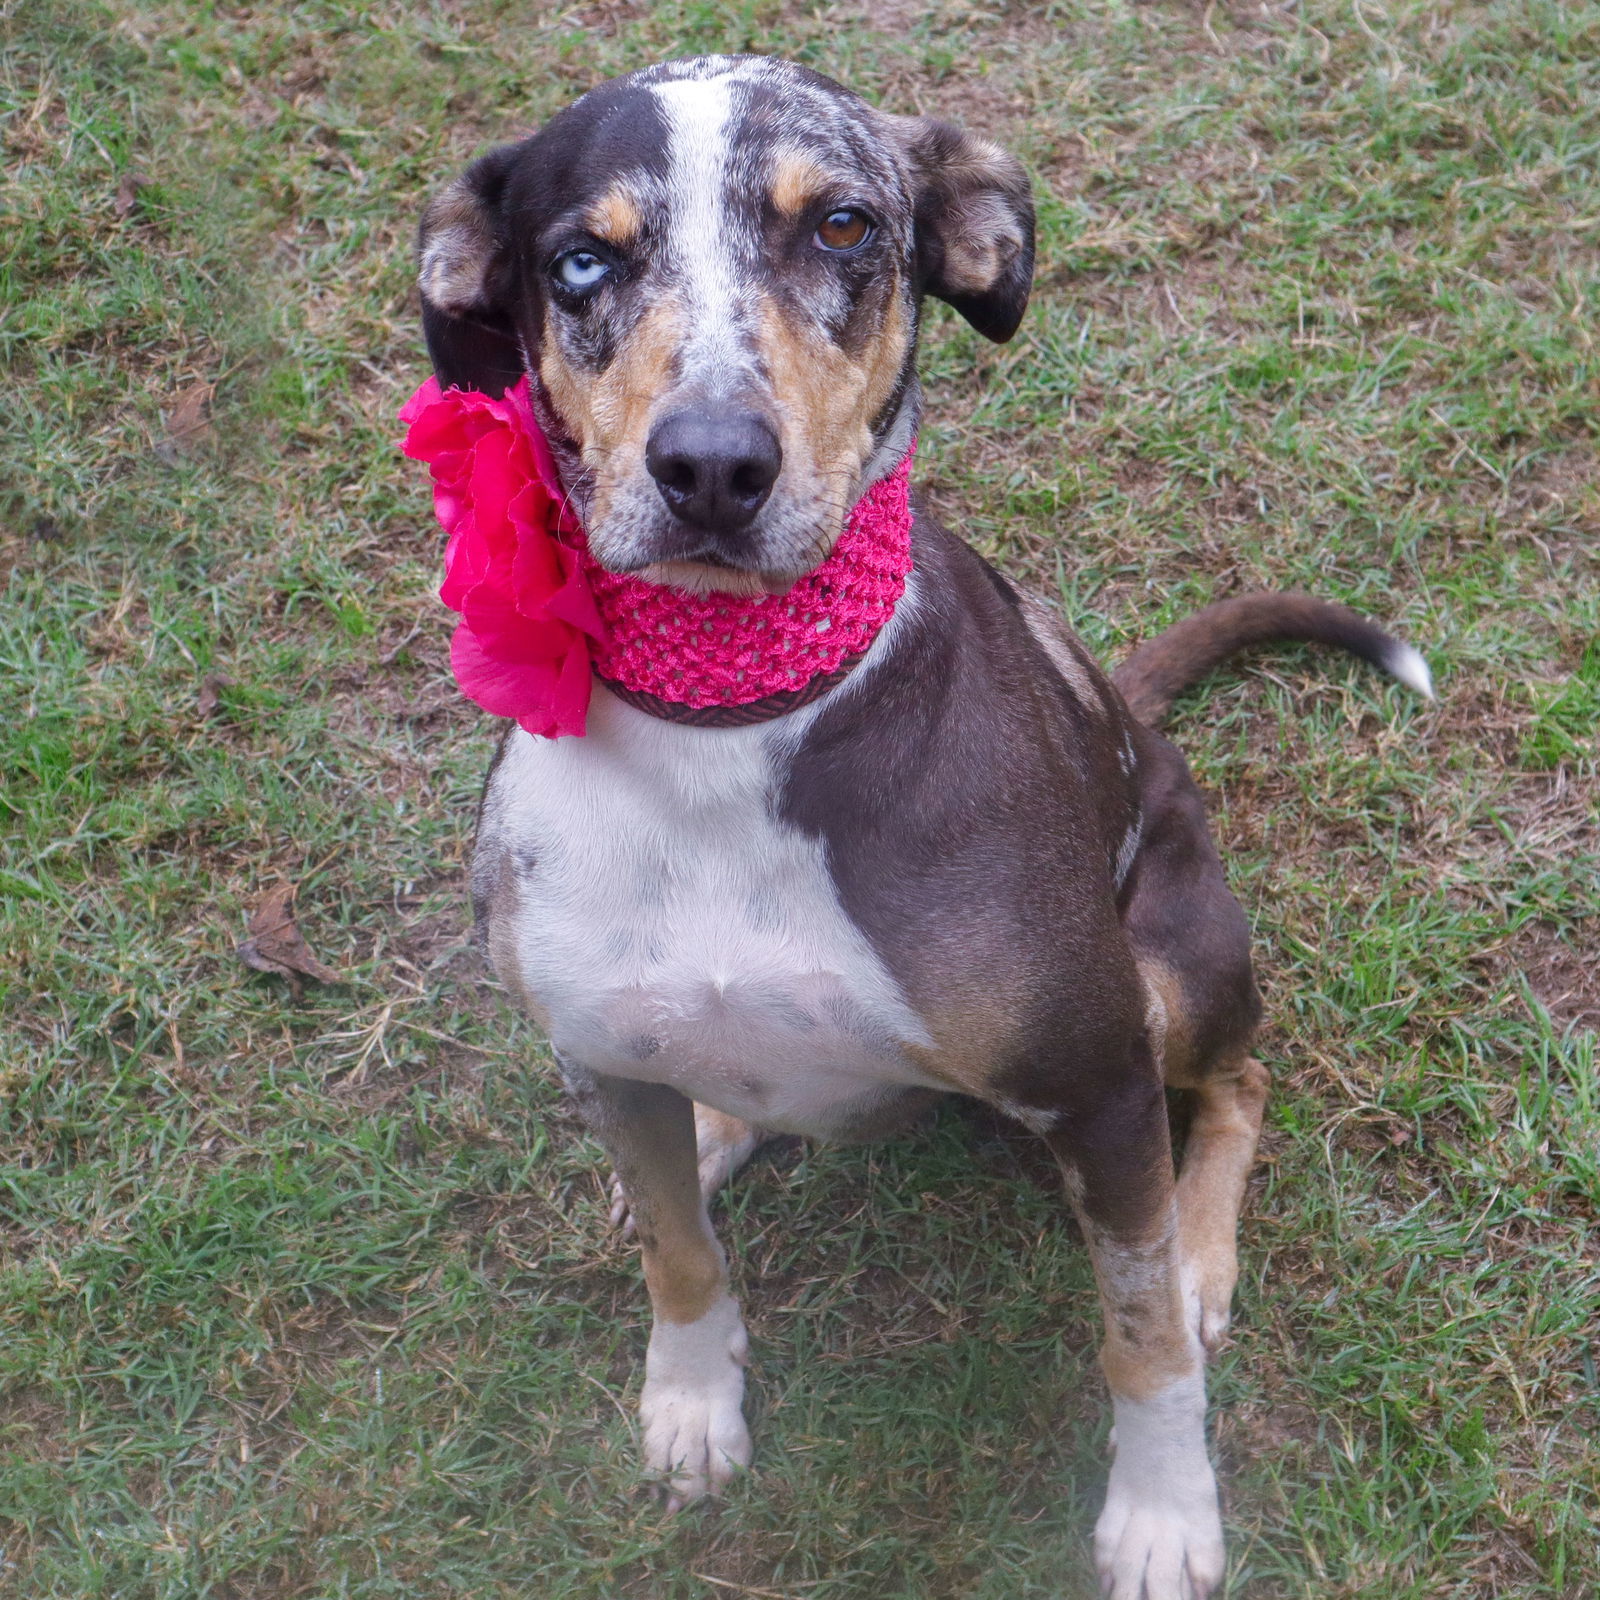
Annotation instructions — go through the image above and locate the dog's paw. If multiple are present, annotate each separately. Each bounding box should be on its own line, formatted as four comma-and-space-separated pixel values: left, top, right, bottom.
1180, 1257, 1237, 1354
1094, 1494, 1224, 1599
692, 1105, 767, 1197
1193, 1297, 1232, 1356
640, 1295, 752, 1511
1095, 1376, 1224, 1599
608, 1171, 636, 1235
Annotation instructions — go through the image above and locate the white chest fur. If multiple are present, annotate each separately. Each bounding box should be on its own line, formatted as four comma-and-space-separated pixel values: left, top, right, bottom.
475, 688, 936, 1138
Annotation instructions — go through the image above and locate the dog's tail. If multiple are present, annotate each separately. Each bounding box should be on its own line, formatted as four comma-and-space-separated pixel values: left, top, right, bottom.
1113, 593, 1433, 726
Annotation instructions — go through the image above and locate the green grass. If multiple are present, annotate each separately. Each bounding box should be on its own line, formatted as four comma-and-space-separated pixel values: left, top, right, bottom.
2, 1, 1597, 1596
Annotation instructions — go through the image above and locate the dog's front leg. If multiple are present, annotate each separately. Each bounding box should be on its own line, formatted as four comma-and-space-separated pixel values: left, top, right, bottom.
1023, 1043, 1225, 1600
567, 1068, 752, 1510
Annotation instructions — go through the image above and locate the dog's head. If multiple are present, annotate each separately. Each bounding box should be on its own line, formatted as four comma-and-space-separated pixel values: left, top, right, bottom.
419, 55, 1033, 594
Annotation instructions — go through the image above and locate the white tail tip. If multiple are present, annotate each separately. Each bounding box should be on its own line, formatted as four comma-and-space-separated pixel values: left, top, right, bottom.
1386, 642, 1434, 700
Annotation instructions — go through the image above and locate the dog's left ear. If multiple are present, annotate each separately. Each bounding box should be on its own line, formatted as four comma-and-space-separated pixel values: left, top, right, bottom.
418, 141, 528, 396
889, 117, 1035, 343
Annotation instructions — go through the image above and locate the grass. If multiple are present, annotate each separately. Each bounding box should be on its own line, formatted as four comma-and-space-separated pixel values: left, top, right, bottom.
1, 0, 1597, 1595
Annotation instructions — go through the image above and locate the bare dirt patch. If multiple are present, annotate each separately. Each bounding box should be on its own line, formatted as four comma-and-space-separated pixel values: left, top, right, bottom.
1513, 922, 1600, 1034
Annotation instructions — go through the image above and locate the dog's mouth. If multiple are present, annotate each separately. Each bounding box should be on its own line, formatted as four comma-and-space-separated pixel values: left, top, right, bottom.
625, 550, 806, 598
587, 496, 840, 597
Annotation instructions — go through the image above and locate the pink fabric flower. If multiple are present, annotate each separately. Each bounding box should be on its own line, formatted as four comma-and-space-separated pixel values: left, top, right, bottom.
402, 374, 914, 736
399, 376, 606, 739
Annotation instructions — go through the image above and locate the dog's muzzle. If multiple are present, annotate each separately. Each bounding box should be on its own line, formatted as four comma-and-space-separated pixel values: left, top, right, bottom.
644, 405, 783, 547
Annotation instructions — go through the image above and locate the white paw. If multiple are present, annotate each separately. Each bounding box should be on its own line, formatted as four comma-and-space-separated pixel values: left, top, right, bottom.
1095, 1375, 1224, 1599
1094, 1493, 1224, 1599
640, 1295, 752, 1511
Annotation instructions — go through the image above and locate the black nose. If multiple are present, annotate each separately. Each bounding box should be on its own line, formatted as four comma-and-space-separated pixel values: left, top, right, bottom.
645, 408, 782, 534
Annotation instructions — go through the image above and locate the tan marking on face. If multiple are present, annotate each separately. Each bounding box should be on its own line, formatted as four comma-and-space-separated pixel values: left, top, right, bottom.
769, 148, 833, 215
540, 296, 688, 528
753, 286, 910, 562
583, 183, 643, 248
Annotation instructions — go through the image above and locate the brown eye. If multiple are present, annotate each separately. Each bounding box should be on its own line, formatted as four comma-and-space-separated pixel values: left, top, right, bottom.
814, 208, 872, 252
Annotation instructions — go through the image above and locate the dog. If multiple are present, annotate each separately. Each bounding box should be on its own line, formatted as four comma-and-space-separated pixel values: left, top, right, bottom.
413, 55, 1431, 1599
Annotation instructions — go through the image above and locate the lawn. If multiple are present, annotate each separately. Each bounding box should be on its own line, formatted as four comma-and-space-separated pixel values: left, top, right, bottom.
2, 1, 1597, 1596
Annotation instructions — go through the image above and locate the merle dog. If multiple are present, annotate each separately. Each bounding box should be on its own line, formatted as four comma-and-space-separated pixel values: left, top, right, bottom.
415, 55, 1429, 1599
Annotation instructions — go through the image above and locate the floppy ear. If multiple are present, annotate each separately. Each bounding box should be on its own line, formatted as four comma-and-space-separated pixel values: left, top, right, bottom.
891, 117, 1035, 343
417, 143, 527, 396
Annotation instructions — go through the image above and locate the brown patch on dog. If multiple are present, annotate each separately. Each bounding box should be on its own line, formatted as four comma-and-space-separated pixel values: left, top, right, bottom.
1099, 1325, 1199, 1401
1139, 956, 1197, 1084
480, 868, 552, 1031
570, 1077, 731, 1326
753, 287, 911, 554
907, 988, 1031, 1099
769, 147, 833, 215
639, 1217, 727, 1325
584, 182, 644, 247
540, 296, 687, 527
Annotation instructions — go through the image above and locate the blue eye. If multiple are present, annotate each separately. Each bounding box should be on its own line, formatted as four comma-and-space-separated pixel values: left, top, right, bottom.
553, 250, 611, 292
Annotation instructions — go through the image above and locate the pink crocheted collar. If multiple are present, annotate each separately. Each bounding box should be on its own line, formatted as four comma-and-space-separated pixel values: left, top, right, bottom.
399, 376, 913, 739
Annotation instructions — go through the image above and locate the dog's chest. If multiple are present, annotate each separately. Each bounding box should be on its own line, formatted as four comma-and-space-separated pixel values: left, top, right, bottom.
476, 695, 936, 1136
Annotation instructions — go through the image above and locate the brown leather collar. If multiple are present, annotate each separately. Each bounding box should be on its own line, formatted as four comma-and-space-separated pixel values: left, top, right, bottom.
596, 652, 867, 728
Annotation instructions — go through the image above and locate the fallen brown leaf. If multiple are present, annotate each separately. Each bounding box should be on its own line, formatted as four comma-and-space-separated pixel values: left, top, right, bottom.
157, 379, 214, 464
196, 674, 229, 716
237, 883, 341, 997
113, 171, 149, 219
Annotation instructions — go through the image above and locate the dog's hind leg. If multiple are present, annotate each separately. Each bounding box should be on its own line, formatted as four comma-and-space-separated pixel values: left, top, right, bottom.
1172, 1054, 1268, 1351
566, 1069, 753, 1510
1125, 736, 1267, 1356
610, 1103, 769, 1237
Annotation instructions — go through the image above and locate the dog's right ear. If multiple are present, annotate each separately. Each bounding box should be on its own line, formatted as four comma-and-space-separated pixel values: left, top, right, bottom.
418, 143, 527, 396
